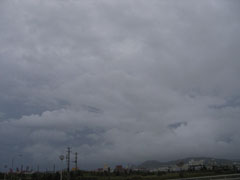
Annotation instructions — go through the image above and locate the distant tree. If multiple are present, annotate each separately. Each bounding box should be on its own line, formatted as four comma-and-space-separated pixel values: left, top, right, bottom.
176, 161, 184, 169
177, 161, 185, 178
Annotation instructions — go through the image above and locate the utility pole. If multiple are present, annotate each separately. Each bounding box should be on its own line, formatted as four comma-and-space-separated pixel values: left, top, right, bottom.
66, 147, 71, 172
74, 152, 78, 170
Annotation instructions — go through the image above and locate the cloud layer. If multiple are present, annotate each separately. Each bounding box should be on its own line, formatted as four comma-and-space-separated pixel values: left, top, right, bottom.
0, 0, 240, 170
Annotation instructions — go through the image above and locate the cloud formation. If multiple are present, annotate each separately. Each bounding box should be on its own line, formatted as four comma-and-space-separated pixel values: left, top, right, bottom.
0, 0, 240, 170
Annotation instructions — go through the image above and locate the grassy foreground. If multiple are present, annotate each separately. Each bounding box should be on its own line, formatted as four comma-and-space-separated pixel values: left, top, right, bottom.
0, 170, 238, 180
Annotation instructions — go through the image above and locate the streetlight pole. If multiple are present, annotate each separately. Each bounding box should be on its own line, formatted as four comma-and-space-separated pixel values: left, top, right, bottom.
4, 165, 7, 180
59, 155, 65, 180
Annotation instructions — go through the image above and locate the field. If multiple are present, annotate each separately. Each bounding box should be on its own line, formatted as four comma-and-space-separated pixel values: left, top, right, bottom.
1, 170, 239, 180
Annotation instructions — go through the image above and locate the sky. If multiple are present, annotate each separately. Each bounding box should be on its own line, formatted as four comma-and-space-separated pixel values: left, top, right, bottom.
0, 0, 240, 171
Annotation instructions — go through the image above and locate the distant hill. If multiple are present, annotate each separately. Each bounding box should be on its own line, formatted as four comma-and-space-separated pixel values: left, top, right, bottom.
139, 160, 166, 169
138, 157, 239, 169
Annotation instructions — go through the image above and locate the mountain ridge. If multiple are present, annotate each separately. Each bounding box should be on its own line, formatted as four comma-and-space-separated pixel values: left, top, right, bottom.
138, 157, 240, 169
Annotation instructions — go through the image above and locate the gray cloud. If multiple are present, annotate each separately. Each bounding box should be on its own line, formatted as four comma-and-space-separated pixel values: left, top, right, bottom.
0, 0, 240, 170
168, 122, 188, 130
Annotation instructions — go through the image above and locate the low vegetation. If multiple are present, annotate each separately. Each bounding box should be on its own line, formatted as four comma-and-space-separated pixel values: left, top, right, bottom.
0, 168, 239, 180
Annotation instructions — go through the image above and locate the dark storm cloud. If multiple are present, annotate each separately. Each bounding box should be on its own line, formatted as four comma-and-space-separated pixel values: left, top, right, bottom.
168, 122, 188, 130
0, 0, 240, 170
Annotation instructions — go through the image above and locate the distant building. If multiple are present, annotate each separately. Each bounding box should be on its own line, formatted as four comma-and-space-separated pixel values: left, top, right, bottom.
114, 165, 124, 173
157, 167, 169, 172
169, 165, 181, 172
97, 168, 103, 172
182, 164, 189, 171
233, 162, 240, 171
188, 159, 204, 171
103, 164, 110, 172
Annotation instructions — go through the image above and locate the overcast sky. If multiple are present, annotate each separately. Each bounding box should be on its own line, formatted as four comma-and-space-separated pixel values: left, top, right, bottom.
0, 0, 240, 171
